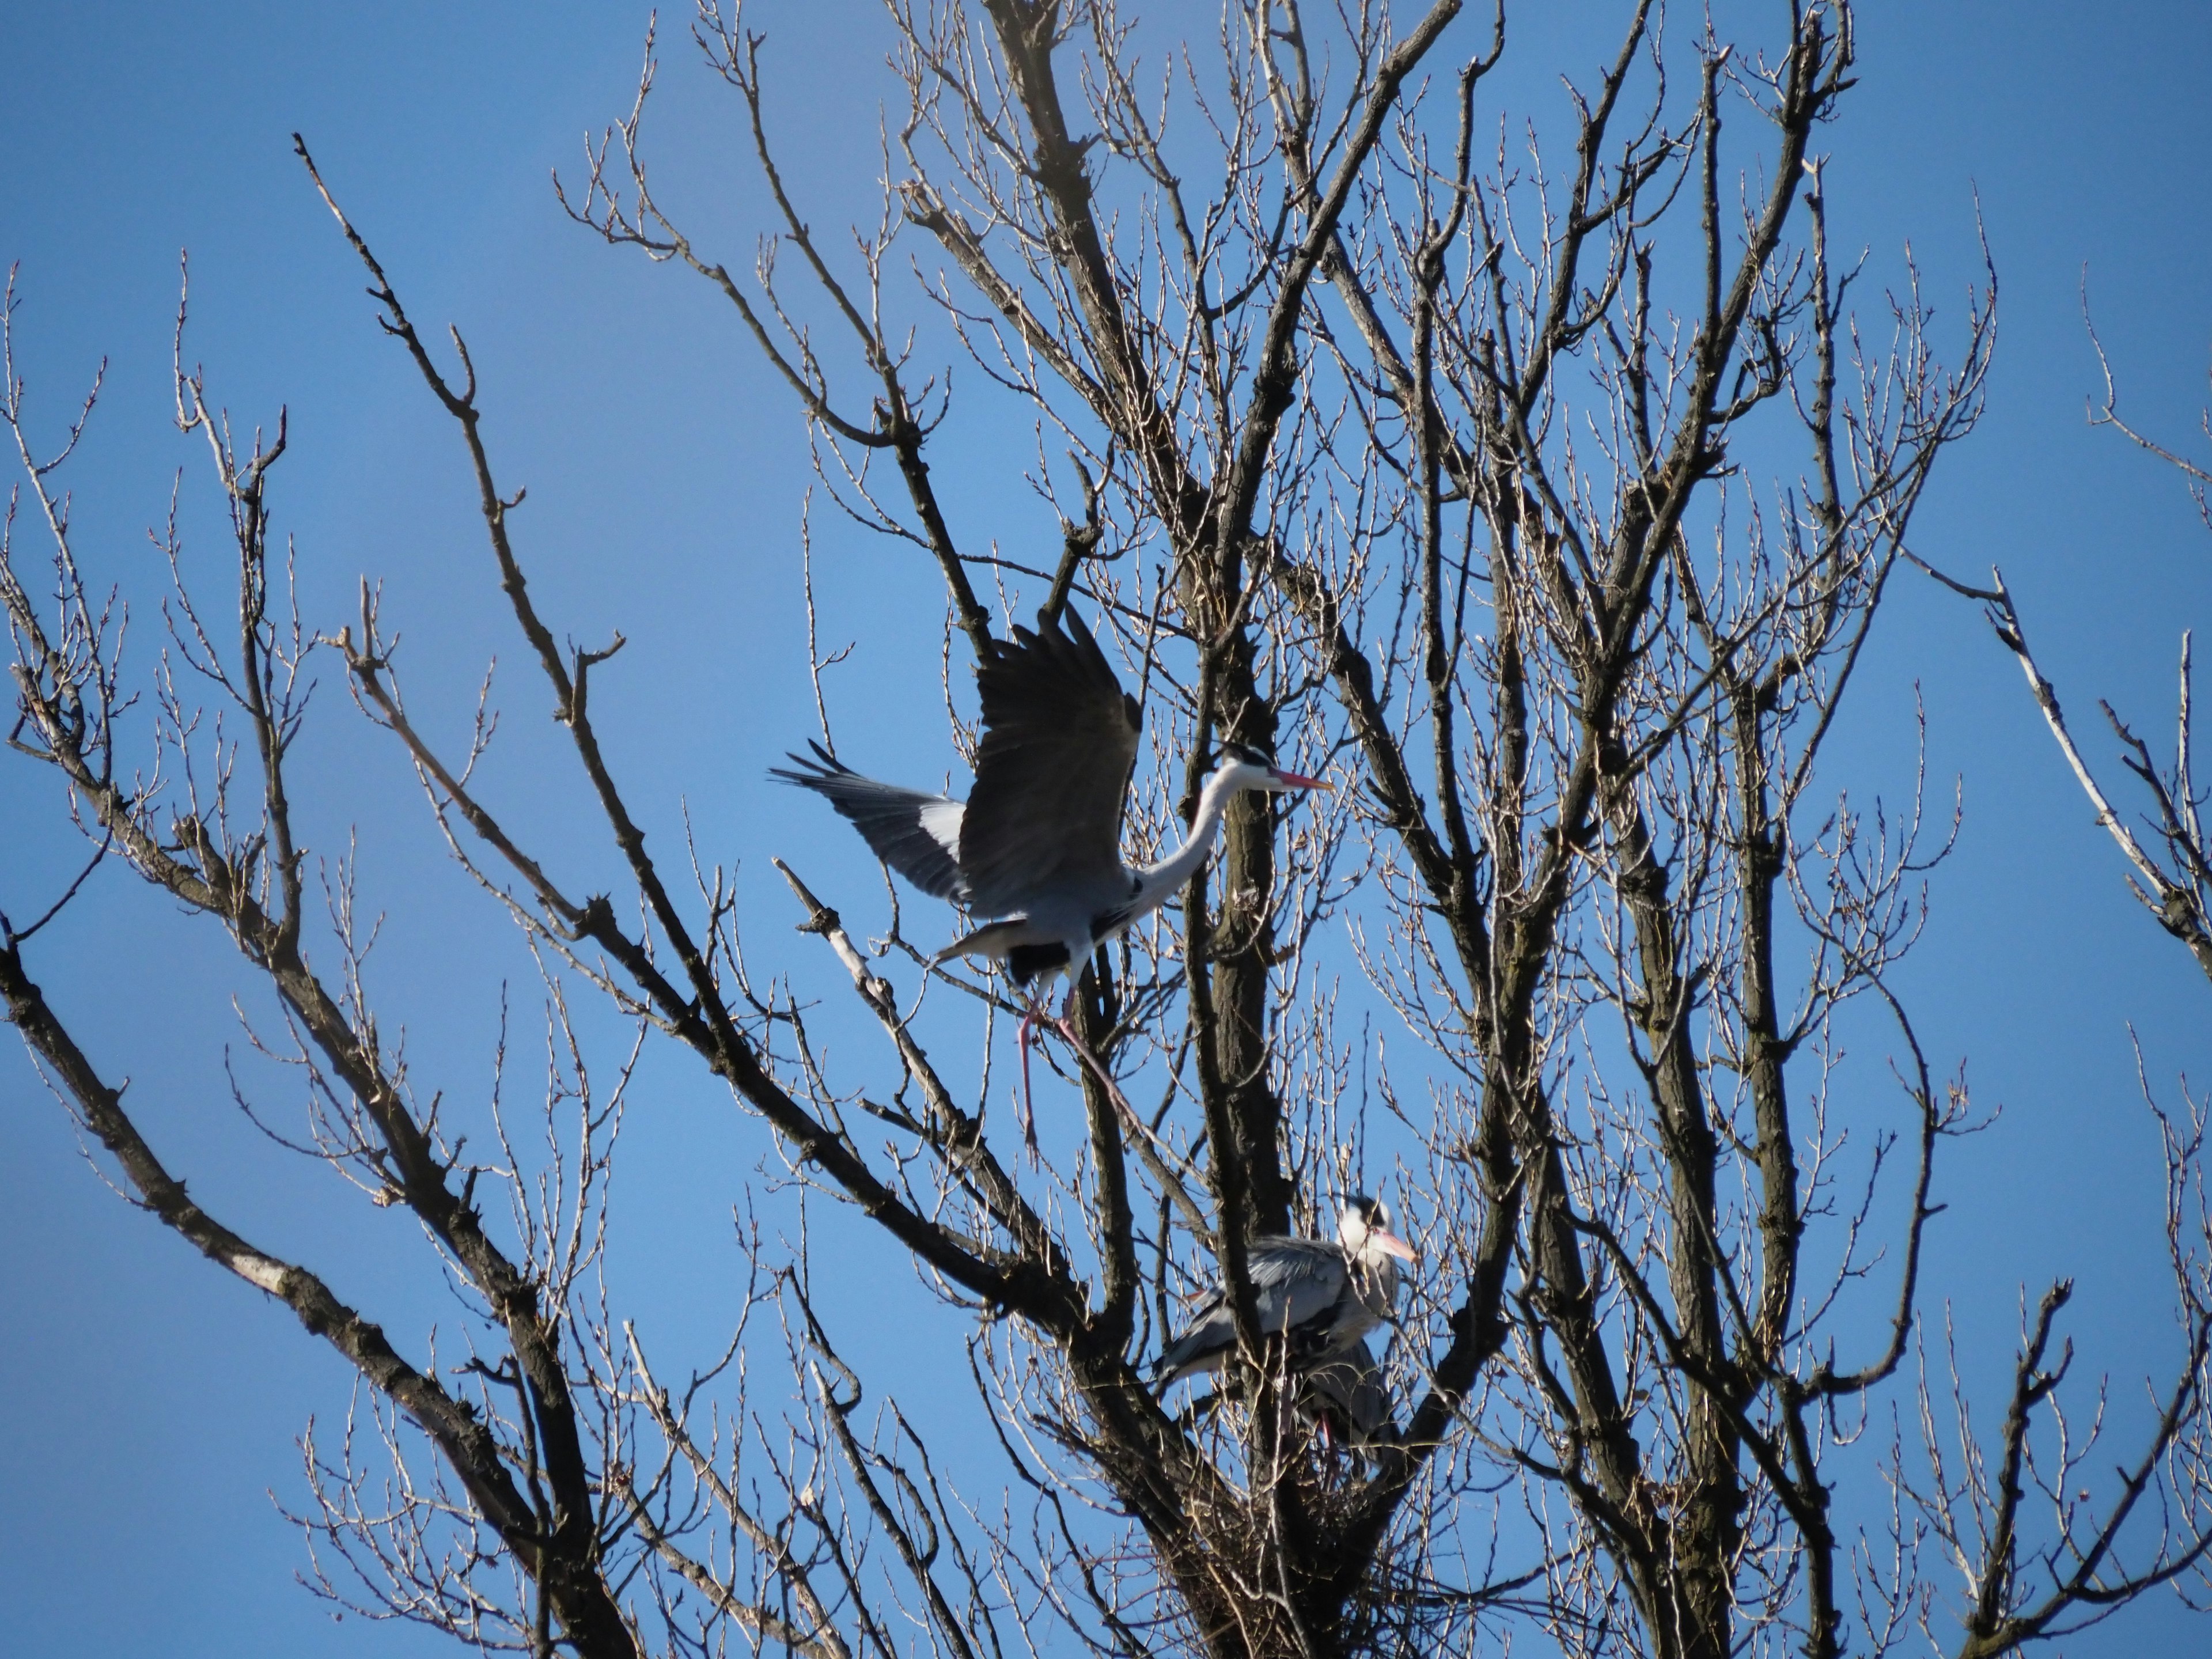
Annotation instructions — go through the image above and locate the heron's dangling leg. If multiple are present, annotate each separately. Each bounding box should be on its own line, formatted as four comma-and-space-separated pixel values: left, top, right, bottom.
1052, 1005, 1195, 1181
1016, 999, 1047, 1161
1054, 992, 1146, 1136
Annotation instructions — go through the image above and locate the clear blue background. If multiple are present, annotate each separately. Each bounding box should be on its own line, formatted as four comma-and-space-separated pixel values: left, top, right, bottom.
3, 2, 2210, 1653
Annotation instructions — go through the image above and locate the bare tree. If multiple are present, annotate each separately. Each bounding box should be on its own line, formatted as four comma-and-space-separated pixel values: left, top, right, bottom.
1892, 313, 2212, 1659
9, 3, 2212, 1657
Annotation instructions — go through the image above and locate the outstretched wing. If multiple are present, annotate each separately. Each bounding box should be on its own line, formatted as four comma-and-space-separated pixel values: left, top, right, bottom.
770, 741, 968, 902
960, 608, 1142, 917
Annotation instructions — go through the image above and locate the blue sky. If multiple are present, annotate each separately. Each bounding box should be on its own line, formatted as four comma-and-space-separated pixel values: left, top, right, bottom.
4, 2, 2211, 1654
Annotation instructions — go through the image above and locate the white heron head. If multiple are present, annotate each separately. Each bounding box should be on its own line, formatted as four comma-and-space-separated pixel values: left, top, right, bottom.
1338, 1194, 1417, 1263
1213, 741, 1330, 796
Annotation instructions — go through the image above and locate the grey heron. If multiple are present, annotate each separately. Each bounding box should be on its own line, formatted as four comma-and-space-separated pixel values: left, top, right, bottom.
772, 607, 1326, 1141
1151, 1196, 1415, 1389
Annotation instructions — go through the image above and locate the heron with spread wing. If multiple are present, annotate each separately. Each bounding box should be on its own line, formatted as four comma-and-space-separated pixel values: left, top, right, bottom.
772, 607, 1326, 1143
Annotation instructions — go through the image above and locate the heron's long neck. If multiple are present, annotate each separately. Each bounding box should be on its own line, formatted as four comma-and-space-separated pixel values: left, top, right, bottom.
1133, 767, 1240, 908
1355, 1249, 1401, 1304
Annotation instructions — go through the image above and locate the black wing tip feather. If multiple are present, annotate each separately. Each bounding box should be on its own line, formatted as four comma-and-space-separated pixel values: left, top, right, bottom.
766, 737, 844, 787
991, 605, 1105, 672
1038, 603, 1094, 651
768, 740, 968, 902
978, 604, 1140, 738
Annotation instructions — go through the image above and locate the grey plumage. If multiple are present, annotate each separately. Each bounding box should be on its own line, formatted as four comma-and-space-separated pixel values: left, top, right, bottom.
1152, 1236, 1362, 1388
770, 609, 1139, 987
768, 743, 968, 902
958, 607, 1142, 919
771, 607, 1325, 996
1152, 1197, 1414, 1389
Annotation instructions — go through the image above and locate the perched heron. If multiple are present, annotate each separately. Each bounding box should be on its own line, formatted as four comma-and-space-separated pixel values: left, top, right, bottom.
772, 607, 1326, 1141
1151, 1196, 1416, 1389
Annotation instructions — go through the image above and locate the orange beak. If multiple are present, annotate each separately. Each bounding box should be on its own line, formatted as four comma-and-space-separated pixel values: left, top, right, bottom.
1271, 766, 1332, 791
1372, 1229, 1417, 1263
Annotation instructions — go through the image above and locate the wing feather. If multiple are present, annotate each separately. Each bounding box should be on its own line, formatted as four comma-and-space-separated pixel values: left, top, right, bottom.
770, 743, 968, 902
960, 608, 1141, 917
1253, 1238, 1351, 1334
1149, 1236, 1349, 1386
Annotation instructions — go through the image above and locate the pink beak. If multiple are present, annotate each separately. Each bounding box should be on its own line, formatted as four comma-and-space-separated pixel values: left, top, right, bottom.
1371, 1228, 1417, 1263
1270, 766, 1331, 791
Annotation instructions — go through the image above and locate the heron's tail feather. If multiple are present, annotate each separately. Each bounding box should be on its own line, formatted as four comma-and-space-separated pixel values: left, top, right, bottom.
934, 919, 1033, 963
